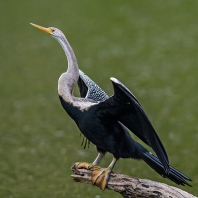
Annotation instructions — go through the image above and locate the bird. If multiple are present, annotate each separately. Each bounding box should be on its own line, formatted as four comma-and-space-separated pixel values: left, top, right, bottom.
30, 23, 191, 190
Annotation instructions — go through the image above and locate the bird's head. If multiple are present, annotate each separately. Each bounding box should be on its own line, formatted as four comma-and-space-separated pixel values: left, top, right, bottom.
30, 23, 63, 39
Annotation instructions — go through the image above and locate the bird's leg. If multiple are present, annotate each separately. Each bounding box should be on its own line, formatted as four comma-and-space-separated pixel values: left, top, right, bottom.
92, 157, 117, 191
74, 152, 104, 169
92, 152, 104, 166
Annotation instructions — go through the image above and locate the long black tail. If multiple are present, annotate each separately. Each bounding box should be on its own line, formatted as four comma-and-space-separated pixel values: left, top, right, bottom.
142, 152, 192, 186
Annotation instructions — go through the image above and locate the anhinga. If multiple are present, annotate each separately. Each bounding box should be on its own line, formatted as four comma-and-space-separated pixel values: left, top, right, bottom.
30, 23, 191, 190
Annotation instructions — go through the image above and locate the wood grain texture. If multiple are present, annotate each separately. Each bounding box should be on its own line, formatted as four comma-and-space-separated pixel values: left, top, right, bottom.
71, 164, 196, 198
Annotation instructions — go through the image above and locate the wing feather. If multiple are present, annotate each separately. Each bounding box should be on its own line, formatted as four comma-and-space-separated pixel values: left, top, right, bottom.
78, 74, 169, 173
98, 77, 169, 173
78, 70, 109, 102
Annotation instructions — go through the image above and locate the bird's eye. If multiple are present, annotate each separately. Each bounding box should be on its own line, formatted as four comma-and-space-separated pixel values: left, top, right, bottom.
51, 29, 55, 33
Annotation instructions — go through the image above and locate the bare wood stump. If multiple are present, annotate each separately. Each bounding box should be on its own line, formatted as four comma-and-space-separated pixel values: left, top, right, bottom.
71, 164, 196, 198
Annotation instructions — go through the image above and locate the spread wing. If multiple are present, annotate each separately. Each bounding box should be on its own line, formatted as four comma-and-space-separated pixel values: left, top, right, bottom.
98, 77, 169, 173
78, 70, 109, 102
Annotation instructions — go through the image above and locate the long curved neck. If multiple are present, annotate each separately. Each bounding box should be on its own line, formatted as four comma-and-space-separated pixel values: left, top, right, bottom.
57, 34, 79, 101
58, 35, 78, 76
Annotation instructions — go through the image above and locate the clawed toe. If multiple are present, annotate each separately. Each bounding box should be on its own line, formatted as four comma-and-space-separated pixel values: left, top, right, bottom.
92, 168, 112, 191
74, 157, 117, 191
74, 162, 92, 169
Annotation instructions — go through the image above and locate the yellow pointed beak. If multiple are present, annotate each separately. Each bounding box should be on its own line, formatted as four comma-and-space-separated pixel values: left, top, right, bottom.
30, 23, 53, 34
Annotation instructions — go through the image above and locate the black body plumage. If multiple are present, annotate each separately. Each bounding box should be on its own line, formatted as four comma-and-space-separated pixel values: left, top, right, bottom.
71, 71, 191, 186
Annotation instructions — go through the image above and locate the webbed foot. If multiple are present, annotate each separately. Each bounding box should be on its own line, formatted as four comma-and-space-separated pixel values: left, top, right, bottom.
74, 156, 117, 191
92, 167, 112, 191
74, 162, 93, 169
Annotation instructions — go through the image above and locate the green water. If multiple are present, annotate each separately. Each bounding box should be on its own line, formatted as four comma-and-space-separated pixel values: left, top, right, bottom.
1, 1, 198, 197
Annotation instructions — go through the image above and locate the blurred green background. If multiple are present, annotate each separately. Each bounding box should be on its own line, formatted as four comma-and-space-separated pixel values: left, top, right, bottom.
0, 1, 198, 197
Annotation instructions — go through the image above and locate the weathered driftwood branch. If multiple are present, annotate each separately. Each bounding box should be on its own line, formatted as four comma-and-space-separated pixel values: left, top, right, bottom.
71, 164, 196, 198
